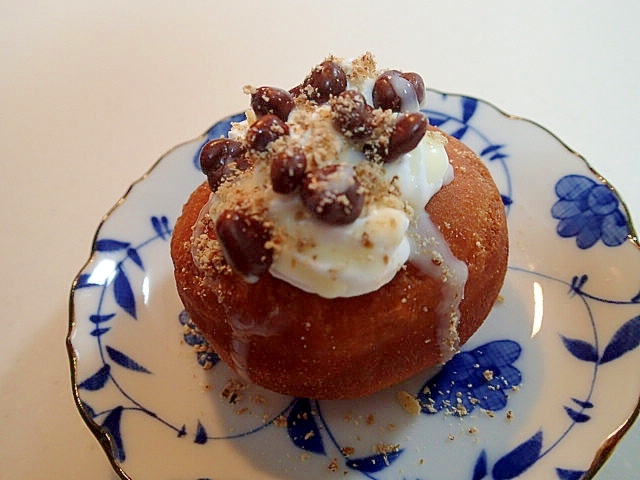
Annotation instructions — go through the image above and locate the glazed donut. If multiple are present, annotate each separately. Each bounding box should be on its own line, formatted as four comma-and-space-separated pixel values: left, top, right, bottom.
171, 54, 508, 399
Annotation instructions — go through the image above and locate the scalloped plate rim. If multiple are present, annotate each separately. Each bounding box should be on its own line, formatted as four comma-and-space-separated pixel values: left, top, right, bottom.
66, 89, 640, 480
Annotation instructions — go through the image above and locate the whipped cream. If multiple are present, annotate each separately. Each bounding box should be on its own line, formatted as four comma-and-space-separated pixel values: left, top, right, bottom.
196, 54, 464, 302
268, 130, 452, 298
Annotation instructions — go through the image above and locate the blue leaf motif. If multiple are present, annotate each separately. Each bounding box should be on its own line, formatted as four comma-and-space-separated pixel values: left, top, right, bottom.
490, 152, 508, 161
571, 398, 594, 409
492, 431, 543, 479
95, 239, 131, 252
600, 315, 640, 364
76, 273, 101, 288
501, 195, 513, 206
177, 424, 187, 437
90, 327, 111, 337
473, 450, 488, 480
480, 144, 504, 157
194, 420, 208, 444
162, 215, 171, 234
151, 215, 171, 240
462, 97, 478, 123
570, 275, 589, 293
564, 406, 590, 423
80, 400, 96, 418
102, 406, 125, 462
556, 468, 586, 480
78, 364, 111, 391
152, 216, 164, 239
127, 247, 144, 270
287, 398, 325, 454
346, 449, 403, 474
560, 335, 598, 363
631, 290, 640, 304
450, 125, 468, 140
106, 345, 151, 373
89, 313, 116, 324
113, 268, 136, 319
426, 114, 448, 127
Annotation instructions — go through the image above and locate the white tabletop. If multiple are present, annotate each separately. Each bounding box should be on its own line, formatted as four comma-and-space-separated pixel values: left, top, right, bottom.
1, 1, 638, 478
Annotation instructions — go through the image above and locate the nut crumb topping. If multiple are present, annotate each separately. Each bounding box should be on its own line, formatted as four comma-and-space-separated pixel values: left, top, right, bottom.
220, 378, 247, 404
396, 390, 421, 416
373, 442, 401, 456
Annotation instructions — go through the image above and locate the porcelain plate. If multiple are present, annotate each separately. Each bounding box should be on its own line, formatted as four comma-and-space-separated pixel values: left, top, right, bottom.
68, 91, 640, 480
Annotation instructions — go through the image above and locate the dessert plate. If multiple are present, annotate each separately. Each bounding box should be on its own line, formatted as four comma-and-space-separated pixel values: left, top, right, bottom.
67, 91, 640, 480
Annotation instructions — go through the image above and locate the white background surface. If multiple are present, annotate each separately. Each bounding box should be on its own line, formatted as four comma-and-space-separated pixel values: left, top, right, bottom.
1, 1, 638, 478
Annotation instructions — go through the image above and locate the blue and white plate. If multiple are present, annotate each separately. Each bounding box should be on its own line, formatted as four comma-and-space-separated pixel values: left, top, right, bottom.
67, 91, 640, 480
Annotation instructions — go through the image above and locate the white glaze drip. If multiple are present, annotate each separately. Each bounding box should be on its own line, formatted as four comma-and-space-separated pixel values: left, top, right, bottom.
409, 210, 469, 360
389, 74, 420, 112
227, 311, 278, 381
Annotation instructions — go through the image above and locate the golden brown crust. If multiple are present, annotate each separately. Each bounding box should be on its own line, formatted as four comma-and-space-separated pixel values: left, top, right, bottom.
171, 128, 508, 399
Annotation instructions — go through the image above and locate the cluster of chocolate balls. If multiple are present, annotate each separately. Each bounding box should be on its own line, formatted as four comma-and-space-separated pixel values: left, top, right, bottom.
198, 59, 427, 279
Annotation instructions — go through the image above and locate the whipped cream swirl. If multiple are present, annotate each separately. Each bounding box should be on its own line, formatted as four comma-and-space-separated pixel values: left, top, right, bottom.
196, 54, 464, 300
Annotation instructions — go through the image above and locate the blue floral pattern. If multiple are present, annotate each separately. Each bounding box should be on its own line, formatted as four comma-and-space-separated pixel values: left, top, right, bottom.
68, 91, 640, 480
74, 215, 176, 462
424, 95, 514, 210
484, 268, 640, 480
178, 310, 220, 369
552, 174, 630, 249
418, 341, 522, 416
177, 317, 524, 479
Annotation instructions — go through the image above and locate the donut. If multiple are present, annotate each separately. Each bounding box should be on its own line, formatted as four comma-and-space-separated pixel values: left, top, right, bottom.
171, 54, 508, 399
